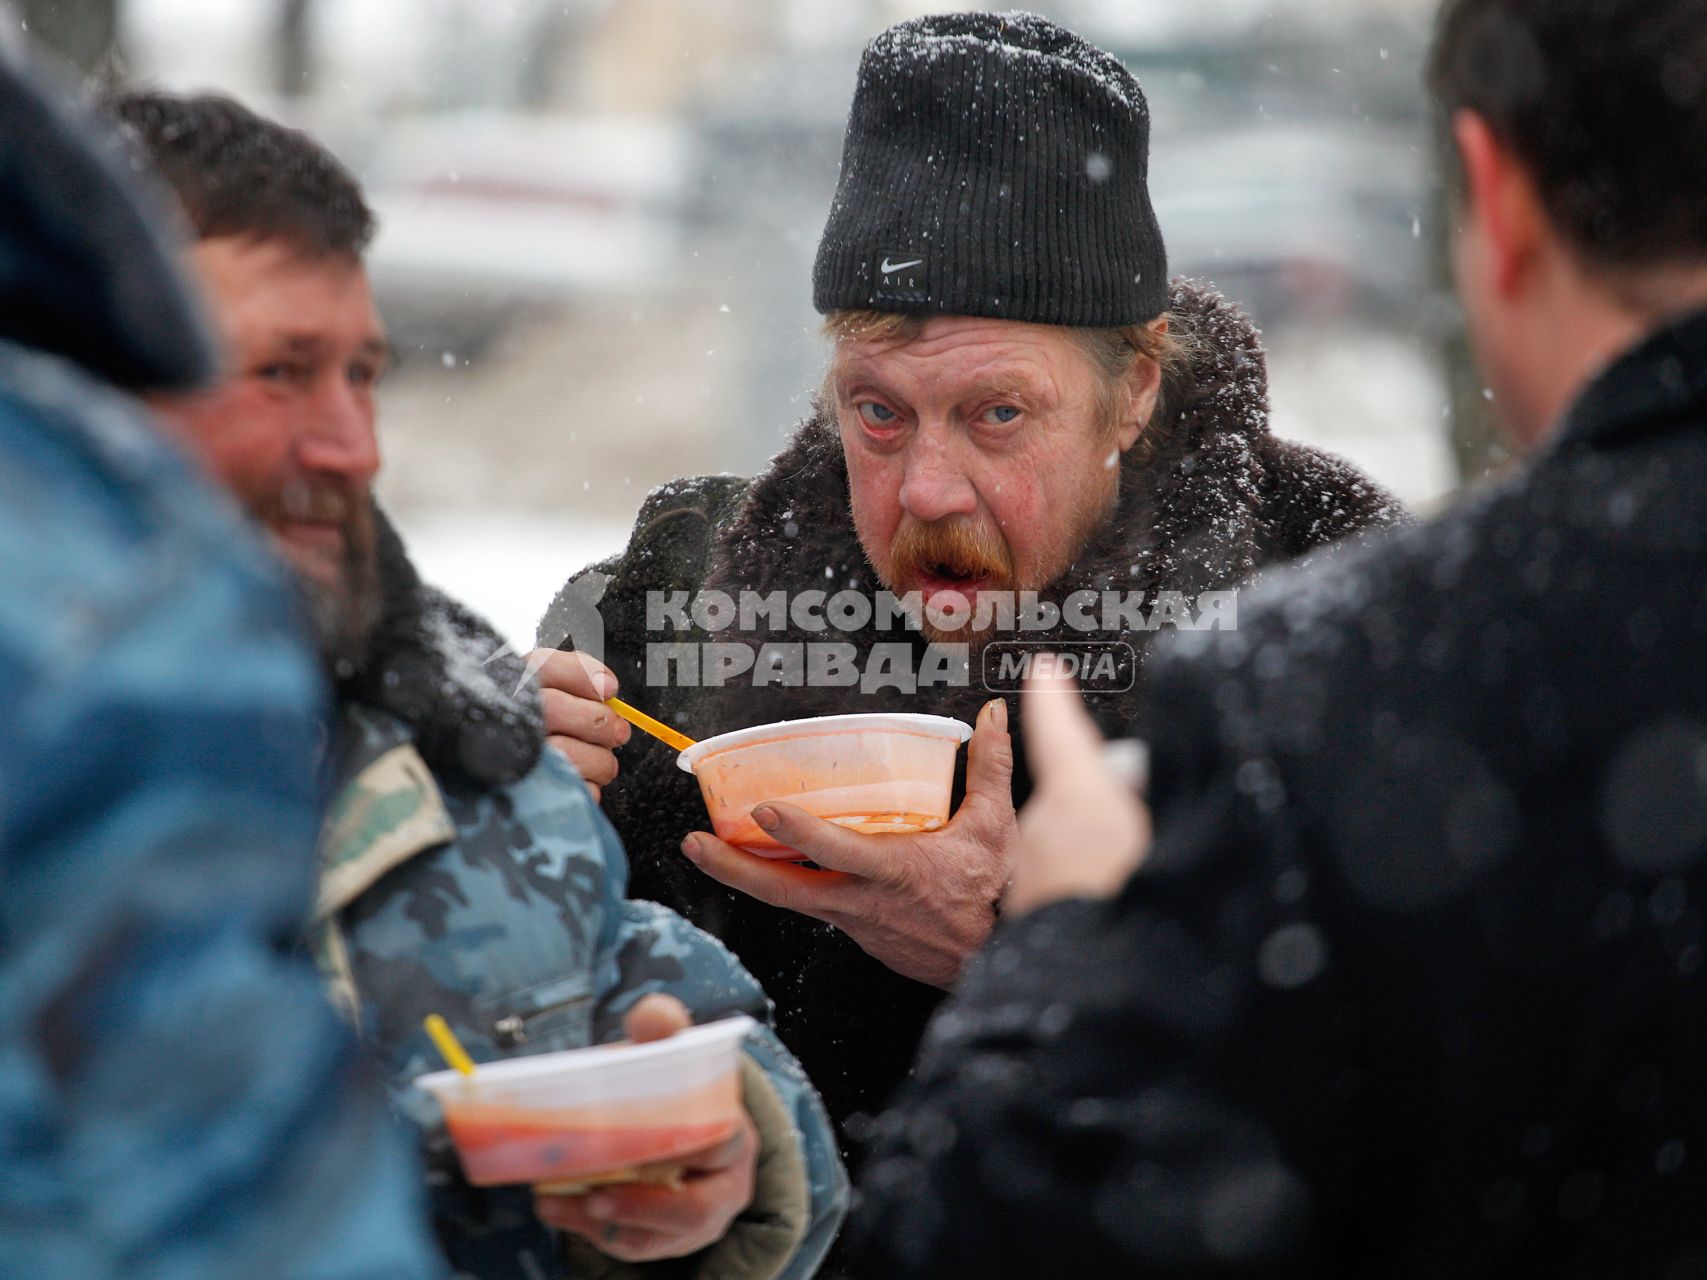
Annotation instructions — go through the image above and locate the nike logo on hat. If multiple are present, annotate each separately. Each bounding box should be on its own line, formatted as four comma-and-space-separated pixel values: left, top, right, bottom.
880, 257, 925, 274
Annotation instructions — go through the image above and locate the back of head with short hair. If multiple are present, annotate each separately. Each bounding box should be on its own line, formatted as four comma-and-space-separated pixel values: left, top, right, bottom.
1428, 0, 1707, 272
107, 89, 374, 258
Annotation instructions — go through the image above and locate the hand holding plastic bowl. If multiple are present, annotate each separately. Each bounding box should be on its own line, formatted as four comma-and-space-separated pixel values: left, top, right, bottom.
676, 711, 975, 858
418, 713, 975, 1187
417, 1015, 755, 1190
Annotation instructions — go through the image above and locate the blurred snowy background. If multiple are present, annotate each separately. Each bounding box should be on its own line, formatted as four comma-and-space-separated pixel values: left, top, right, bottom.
17, 0, 1486, 648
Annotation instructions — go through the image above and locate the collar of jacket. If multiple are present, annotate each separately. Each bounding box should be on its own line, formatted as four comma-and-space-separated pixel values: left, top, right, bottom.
315, 704, 457, 925
1553, 305, 1707, 456
336, 502, 546, 790
706, 278, 1312, 611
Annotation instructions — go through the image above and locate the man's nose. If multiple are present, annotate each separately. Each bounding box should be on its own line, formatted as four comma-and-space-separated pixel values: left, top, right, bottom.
297, 377, 380, 485
897, 425, 978, 524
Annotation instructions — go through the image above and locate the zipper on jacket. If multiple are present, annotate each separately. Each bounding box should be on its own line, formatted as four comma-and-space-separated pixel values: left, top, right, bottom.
492, 991, 594, 1050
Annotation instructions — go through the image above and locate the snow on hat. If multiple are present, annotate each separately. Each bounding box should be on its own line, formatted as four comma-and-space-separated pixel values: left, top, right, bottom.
813, 10, 1169, 327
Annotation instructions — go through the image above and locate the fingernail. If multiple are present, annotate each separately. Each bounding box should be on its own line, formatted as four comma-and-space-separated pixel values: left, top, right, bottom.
596, 674, 616, 699
753, 806, 779, 832
989, 698, 1008, 731
681, 835, 701, 860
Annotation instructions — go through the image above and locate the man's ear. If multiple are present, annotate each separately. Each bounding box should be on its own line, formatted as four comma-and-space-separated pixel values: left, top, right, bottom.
1453, 109, 1546, 299
1114, 318, 1167, 453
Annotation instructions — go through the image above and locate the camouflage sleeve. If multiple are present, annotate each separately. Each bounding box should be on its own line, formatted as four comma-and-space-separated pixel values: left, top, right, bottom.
581, 804, 850, 1279
0, 384, 443, 1279
344, 732, 847, 1278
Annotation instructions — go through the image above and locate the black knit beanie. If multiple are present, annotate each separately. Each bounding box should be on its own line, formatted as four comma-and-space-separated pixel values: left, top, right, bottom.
813, 10, 1168, 327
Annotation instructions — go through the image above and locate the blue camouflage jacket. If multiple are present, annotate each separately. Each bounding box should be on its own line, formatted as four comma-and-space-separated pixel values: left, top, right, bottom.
0, 54, 441, 1280
314, 631, 847, 1279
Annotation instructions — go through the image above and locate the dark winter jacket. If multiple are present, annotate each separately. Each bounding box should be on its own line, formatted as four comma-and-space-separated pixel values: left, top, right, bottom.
313, 514, 847, 1280
850, 307, 1707, 1278
542, 279, 1404, 1156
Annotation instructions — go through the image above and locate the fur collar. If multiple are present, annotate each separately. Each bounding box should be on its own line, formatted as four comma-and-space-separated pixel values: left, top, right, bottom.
339, 506, 545, 790
677, 280, 1403, 748
703, 278, 1397, 647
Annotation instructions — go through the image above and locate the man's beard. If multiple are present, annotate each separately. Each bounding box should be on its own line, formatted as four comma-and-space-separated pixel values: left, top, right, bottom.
251, 478, 383, 679
301, 514, 382, 680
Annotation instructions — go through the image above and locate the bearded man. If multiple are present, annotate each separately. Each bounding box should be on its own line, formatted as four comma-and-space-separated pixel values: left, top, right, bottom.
0, 55, 440, 1280
115, 88, 845, 1280
535, 12, 1404, 1156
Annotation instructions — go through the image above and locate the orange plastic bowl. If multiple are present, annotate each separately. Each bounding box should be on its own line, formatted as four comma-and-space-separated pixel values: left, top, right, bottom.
417, 1015, 754, 1187
676, 712, 973, 858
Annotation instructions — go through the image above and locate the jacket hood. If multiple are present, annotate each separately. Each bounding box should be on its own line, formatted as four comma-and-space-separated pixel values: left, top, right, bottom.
0, 54, 213, 391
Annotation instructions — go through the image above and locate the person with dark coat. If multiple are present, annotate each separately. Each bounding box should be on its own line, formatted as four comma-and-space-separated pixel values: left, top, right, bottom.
848, 1, 1707, 1274
535, 11, 1403, 1163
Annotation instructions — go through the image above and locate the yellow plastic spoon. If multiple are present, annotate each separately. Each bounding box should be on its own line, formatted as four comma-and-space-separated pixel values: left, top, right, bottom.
605, 696, 697, 754
423, 1013, 476, 1078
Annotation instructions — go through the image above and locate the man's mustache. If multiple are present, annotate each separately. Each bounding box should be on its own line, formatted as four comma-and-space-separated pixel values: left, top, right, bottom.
255, 478, 361, 526
890, 518, 1015, 585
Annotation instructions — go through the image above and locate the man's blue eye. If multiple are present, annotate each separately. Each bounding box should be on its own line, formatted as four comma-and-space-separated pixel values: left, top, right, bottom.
858, 402, 898, 426
256, 362, 304, 385
985, 405, 1021, 424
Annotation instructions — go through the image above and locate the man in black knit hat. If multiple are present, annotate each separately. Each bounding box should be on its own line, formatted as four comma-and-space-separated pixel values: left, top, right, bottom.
535, 11, 1402, 1166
